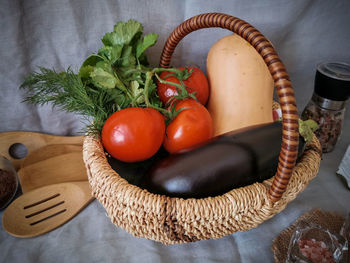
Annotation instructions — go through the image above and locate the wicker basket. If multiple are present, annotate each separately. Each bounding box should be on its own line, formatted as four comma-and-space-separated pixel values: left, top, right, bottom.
82, 13, 322, 245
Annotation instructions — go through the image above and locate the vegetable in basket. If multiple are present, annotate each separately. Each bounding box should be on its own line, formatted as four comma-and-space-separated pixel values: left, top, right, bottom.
206, 34, 274, 136
102, 107, 165, 162
163, 99, 213, 154
157, 66, 209, 106
142, 120, 318, 198
20, 19, 213, 162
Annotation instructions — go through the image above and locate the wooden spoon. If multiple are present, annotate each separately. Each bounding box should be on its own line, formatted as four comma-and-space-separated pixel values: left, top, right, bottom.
0, 131, 83, 171
18, 151, 87, 193
2, 181, 94, 238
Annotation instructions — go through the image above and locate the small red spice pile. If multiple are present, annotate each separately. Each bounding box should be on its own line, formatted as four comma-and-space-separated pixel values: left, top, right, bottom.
298, 238, 336, 263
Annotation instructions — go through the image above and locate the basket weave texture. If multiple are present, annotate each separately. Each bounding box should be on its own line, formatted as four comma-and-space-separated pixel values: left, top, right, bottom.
82, 13, 322, 244
83, 136, 321, 245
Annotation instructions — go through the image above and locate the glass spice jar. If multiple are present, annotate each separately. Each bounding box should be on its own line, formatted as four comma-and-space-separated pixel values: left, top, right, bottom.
301, 62, 350, 153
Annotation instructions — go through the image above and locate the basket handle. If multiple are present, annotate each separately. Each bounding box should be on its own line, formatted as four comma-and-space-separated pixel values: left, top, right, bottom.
159, 13, 299, 203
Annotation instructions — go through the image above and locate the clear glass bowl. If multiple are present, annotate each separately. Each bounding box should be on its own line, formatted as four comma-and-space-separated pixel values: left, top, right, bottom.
286, 220, 348, 263
0, 156, 19, 210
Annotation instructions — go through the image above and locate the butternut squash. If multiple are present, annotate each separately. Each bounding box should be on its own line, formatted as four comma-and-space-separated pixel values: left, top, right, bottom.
206, 34, 274, 136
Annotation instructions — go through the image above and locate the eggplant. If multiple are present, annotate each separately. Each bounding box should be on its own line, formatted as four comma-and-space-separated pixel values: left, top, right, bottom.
141, 122, 305, 198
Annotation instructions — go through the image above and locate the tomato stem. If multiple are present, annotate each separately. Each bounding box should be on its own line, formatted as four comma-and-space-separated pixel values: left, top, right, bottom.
152, 67, 183, 76
152, 67, 193, 81
154, 73, 188, 96
125, 67, 195, 120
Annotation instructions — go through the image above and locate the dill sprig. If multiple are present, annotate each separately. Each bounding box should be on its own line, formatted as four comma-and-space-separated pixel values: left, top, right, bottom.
20, 67, 114, 135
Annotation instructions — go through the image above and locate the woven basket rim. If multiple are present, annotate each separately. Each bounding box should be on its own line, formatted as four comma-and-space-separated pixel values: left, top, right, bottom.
83, 134, 321, 244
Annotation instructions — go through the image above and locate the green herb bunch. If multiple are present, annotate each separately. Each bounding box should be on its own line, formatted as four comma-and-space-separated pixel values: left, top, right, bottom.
21, 20, 182, 135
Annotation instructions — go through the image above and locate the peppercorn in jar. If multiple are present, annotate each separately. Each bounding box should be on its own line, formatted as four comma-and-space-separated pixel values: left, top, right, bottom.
302, 62, 350, 153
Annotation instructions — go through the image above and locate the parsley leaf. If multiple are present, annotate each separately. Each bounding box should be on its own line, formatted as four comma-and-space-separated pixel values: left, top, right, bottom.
130, 80, 145, 104
102, 20, 143, 46
136, 33, 158, 58
98, 45, 123, 64
90, 68, 117, 90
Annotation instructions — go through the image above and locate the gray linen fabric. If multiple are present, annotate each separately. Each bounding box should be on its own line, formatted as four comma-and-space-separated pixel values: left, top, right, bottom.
1, 1, 350, 262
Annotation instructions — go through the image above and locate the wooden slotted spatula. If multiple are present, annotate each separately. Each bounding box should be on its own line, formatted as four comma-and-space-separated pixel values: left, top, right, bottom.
2, 181, 94, 238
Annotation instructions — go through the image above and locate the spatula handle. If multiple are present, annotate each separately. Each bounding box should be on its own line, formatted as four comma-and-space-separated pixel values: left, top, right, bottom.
0, 131, 83, 170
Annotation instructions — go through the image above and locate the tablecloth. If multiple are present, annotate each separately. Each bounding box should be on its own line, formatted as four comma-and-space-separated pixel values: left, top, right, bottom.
1, 1, 350, 262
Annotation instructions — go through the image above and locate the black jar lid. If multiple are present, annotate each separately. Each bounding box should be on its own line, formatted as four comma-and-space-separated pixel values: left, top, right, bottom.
314, 62, 350, 101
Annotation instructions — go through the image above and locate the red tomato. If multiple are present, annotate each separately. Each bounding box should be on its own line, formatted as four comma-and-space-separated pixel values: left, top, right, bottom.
101, 107, 165, 162
157, 66, 210, 106
163, 99, 213, 154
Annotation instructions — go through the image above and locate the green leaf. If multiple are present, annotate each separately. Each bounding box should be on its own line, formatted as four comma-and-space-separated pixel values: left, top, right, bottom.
136, 33, 158, 58
102, 20, 143, 47
119, 46, 136, 68
95, 61, 113, 74
105, 88, 130, 108
304, 119, 319, 132
138, 53, 149, 66
101, 32, 117, 47
130, 80, 144, 104
79, 54, 105, 80
81, 54, 103, 67
299, 119, 319, 143
98, 45, 123, 64
79, 65, 94, 80
147, 80, 162, 108
98, 46, 112, 60
90, 68, 117, 89
113, 19, 143, 44
110, 45, 123, 63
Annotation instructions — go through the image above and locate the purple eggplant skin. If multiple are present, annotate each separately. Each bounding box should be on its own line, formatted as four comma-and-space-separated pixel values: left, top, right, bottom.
141, 122, 305, 199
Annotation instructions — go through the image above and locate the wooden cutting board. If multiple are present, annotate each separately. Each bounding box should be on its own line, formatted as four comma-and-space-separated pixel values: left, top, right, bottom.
17, 146, 87, 193
0, 131, 84, 171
